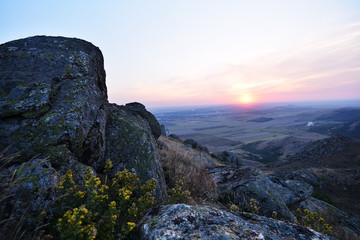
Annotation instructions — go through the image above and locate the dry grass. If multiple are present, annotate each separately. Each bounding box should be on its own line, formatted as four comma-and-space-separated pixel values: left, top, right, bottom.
0, 147, 52, 240
159, 136, 218, 203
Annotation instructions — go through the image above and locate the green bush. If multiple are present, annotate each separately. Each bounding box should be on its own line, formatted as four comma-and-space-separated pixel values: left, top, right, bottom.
249, 198, 260, 214
296, 208, 332, 234
56, 161, 157, 240
168, 180, 191, 204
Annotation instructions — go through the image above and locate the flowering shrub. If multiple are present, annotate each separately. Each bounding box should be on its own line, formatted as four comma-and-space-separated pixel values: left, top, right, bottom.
249, 198, 260, 214
296, 208, 332, 234
56, 161, 157, 240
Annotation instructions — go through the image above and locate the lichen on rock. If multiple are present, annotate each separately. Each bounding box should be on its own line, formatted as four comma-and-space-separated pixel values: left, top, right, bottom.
0, 36, 167, 202
140, 204, 336, 239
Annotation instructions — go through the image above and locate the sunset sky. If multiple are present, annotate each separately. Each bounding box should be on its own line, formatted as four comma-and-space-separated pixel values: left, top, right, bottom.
1, 0, 359, 107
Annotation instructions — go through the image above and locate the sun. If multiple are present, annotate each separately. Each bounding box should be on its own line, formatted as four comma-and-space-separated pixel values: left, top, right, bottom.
238, 94, 254, 104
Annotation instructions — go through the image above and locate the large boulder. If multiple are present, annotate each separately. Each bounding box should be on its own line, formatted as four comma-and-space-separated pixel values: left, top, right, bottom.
209, 166, 300, 219
105, 104, 167, 200
0, 36, 167, 200
140, 204, 335, 239
0, 36, 107, 170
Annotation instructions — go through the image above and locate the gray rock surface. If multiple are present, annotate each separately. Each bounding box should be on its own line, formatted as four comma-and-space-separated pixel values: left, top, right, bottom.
125, 102, 161, 139
140, 204, 335, 240
0, 36, 167, 200
183, 138, 209, 153
270, 177, 313, 205
0, 36, 108, 170
160, 124, 169, 136
209, 166, 295, 219
211, 151, 243, 166
105, 104, 167, 200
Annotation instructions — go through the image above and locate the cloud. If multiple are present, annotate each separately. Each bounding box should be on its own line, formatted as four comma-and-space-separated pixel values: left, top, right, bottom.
109, 20, 360, 106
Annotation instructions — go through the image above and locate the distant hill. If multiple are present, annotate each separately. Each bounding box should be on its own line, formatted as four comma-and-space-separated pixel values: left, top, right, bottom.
317, 108, 360, 122
275, 133, 360, 169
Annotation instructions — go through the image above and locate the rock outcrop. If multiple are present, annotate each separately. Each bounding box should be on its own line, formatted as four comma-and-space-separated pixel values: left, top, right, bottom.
0, 36, 107, 171
183, 138, 209, 153
105, 104, 166, 198
209, 166, 313, 220
0, 36, 166, 200
211, 150, 243, 166
125, 102, 161, 139
140, 204, 335, 239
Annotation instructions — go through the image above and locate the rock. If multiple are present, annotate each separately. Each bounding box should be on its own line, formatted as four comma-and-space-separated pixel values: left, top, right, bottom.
211, 151, 243, 166
270, 177, 313, 205
271, 169, 320, 187
183, 138, 198, 149
0, 35, 170, 239
0, 36, 108, 170
105, 104, 167, 200
208, 166, 294, 219
140, 204, 335, 239
168, 133, 180, 140
299, 197, 360, 240
0, 158, 59, 238
198, 152, 217, 167
183, 138, 209, 153
125, 102, 161, 139
160, 124, 169, 136
0, 36, 167, 200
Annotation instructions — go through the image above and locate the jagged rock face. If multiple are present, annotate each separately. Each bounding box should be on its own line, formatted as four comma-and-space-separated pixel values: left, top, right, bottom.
0, 36, 167, 201
125, 102, 161, 139
105, 104, 167, 200
0, 36, 107, 170
140, 204, 335, 240
209, 166, 313, 220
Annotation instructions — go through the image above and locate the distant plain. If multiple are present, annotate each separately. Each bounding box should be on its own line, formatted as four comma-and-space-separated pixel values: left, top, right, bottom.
154, 102, 360, 163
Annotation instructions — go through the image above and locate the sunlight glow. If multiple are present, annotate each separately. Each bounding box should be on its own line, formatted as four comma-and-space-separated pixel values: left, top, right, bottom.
239, 94, 254, 104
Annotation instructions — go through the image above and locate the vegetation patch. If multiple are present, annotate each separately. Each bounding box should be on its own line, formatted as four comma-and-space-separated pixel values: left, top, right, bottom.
295, 208, 332, 235
159, 139, 217, 204
55, 161, 157, 240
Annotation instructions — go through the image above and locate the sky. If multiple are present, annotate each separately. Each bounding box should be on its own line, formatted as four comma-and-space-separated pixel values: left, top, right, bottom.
1, 0, 360, 107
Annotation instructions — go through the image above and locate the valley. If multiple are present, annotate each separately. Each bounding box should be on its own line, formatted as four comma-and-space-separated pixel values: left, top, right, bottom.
154, 104, 360, 164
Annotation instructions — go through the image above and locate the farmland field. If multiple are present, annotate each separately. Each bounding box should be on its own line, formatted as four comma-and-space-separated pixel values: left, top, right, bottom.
153, 103, 360, 163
